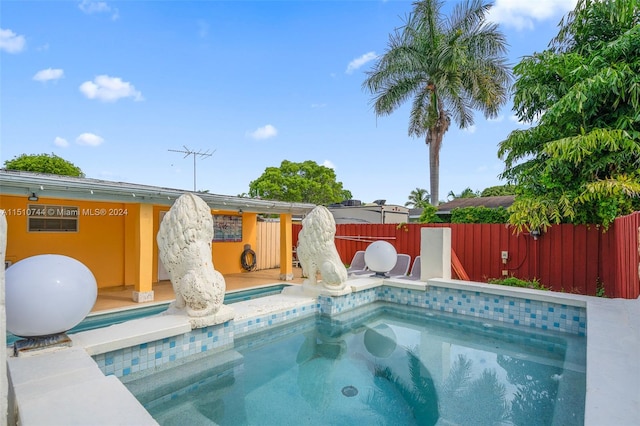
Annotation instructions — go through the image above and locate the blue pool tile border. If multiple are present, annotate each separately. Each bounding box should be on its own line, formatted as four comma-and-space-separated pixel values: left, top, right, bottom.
96, 283, 586, 378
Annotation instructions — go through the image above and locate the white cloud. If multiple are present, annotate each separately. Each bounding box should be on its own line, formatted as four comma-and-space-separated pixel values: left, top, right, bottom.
346, 51, 377, 74
247, 124, 278, 140
79, 75, 143, 102
33, 68, 64, 82
487, 0, 577, 30
54, 137, 69, 147
322, 160, 336, 169
462, 125, 477, 134
78, 0, 119, 20
487, 115, 505, 123
76, 132, 104, 146
0, 28, 26, 53
311, 103, 327, 108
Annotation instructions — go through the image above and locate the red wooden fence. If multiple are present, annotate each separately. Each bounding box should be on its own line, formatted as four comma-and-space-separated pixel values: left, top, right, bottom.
612, 211, 640, 298
292, 213, 640, 298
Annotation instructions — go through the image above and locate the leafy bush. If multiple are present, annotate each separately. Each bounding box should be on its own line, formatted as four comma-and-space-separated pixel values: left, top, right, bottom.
487, 277, 549, 291
451, 206, 510, 224
418, 205, 443, 223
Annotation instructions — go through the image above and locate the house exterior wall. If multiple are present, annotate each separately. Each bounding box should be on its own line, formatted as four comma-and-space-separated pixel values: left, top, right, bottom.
1, 194, 127, 288
1, 194, 260, 290
211, 212, 257, 275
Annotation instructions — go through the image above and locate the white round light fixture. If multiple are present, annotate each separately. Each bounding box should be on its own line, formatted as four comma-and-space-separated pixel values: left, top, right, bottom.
6, 254, 98, 337
364, 241, 397, 277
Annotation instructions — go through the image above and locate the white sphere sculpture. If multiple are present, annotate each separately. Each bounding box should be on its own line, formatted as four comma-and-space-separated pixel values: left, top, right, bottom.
364, 241, 397, 276
6, 254, 98, 337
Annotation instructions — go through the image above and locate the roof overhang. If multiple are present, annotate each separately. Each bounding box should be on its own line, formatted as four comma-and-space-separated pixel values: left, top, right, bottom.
0, 170, 316, 215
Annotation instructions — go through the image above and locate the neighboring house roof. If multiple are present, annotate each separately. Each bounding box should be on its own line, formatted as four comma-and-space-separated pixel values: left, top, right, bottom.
436, 195, 515, 214
0, 169, 316, 215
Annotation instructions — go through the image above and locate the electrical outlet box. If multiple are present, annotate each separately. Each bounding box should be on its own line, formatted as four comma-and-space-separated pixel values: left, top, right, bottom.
501, 251, 509, 260
502, 270, 508, 276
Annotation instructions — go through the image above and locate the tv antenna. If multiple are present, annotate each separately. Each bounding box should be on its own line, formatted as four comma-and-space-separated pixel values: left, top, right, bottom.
168, 146, 215, 191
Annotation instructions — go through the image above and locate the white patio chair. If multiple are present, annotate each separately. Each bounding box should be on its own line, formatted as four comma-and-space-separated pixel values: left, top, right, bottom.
389, 254, 411, 277
347, 250, 369, 275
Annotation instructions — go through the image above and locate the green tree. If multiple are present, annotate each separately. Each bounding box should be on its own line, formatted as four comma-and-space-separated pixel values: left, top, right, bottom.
248, 160, 352, 205
480, 184, 515, 197
498, 0, 640, 231
418, 204, 442, 223
4, 153, 84, 177
405, 187, 430, 208
363, 0, 511, 206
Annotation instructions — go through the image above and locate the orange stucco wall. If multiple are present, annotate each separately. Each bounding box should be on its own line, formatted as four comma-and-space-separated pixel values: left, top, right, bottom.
2, 193, 266, 290
0, 194, 127, 288
212, 212, 257, 274
153, 207, 255, 278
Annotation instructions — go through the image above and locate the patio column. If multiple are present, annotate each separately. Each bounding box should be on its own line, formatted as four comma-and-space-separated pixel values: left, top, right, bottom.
279, 213, 293, 280
126, 203, 154, 302
420, 227, 451, 280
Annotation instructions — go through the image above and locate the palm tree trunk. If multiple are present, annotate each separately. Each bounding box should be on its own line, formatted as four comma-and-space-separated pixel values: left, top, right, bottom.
428, 136, 440, 206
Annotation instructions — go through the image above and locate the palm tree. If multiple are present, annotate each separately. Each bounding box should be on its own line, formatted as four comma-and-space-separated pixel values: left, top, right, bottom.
448, 187, 479, 200
405, 187, 430, 208
363, 0, 511, 206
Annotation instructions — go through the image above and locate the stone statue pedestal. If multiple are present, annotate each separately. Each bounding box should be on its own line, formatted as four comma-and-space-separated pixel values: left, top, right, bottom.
301, 281, 352, 297
165, 304, 235, 329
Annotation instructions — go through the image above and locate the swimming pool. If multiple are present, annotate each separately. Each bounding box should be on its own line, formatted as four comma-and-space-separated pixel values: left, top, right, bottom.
5, 284, 292, 345
124, 303, 586, 425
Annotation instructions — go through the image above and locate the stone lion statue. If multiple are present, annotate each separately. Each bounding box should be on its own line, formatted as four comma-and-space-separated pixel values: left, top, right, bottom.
297, 205, 348, 292
157, 193, 225, 326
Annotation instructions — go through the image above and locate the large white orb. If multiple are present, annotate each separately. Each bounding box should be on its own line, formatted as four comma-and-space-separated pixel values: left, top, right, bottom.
364, 241, 397, 273
6, 254, 97, 337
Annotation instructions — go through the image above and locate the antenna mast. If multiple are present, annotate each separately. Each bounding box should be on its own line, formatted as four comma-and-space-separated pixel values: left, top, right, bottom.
168, 146, 215, 191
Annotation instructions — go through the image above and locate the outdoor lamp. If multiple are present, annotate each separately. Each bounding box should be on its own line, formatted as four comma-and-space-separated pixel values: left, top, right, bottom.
364, 240, 397, 277
6, 254, 97, 337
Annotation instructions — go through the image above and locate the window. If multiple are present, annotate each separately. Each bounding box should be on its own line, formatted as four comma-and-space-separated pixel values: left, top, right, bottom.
212, 215, 242, 241
28, 204, 79, 232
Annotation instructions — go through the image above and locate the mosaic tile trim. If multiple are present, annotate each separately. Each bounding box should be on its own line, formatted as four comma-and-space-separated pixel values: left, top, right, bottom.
318, 288, 377, 315
94, 321, 233, 377
377, 285, 586, 336
233, 301, 319, 338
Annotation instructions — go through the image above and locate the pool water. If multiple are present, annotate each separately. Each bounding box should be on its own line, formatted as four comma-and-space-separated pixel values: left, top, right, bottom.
5, 284, 291, 345
125, 304, 586, 425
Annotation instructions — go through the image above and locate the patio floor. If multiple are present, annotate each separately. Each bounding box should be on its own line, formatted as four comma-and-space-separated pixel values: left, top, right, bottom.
92, 267, 305, 313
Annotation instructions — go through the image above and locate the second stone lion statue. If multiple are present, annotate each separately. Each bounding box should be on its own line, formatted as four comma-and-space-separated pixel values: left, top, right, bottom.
297, 205, 348, 292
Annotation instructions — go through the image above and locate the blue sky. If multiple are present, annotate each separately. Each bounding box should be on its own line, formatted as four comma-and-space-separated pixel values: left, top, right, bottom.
1, 0, 578, 206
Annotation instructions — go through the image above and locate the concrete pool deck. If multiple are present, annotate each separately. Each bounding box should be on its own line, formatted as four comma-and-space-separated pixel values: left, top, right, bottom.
92, 268, 305, 313
6, 277, 640, 425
